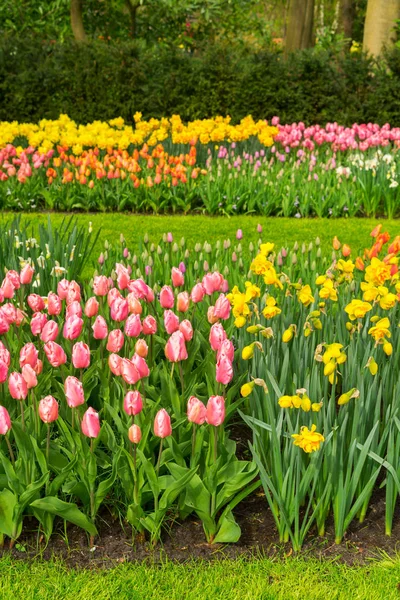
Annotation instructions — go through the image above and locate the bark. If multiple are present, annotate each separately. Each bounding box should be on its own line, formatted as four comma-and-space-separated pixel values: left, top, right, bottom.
338, 0, 355, 39
70, 0, 87, 42
363, 0, 400, 57
285, 0, 315, 56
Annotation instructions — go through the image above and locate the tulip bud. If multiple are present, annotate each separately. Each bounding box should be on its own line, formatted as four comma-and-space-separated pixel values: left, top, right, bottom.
124, 390, 143, 416
187, 396, 206, 425
154, 409, 172, 438
81, 407, 100, 438
39, 395, 59, 423
206, 395, 225, 426
128, 424, 142, 444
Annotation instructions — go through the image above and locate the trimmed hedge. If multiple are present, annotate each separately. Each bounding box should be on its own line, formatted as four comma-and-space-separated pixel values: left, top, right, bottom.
1, 37, 400, 125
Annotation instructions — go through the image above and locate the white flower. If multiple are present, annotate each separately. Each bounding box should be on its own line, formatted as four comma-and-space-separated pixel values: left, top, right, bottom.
389, 180, 399, 188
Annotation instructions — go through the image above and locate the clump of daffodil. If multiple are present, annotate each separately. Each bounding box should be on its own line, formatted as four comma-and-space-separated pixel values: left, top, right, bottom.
316, 275, 338, 301
262, 296, 281, 319
297, 284, 315, 307
282, 324, 296, 343
364, 257, 393, 287
344, 299, 372, 320
278, 389, 322, 412
317, 343, 347, 385
227, 281, 260, 328
250, 244, 283, 289
335, 259, 355, 283
338, 388, 360, 406
368, 317, 392, 354
292, 424, 324, 453
361, 282, 397, 309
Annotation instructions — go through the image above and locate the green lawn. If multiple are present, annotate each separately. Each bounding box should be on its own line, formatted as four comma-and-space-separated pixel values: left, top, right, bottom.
13, 214, 397, 264
1, 554, 399, 600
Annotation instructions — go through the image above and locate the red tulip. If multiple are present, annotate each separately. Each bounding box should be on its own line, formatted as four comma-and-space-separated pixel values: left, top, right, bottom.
20, 264, 34, 285
40, 320, 59, 343
142, 315, 157, 335
179, 319, 193, 342
64, 376, 85, 408
171, 267, 184, 288
135, 339, 148, 358
84, 297, 99, 318
92, 315, 108, 340
44, 341, 67, 367
0, 406, 11, 434
165, 331, 188, 362
106, 329, 124, 352
123, 390, 143, 416
81, 407, 100, 438
206, 395, 225, 426
19, 343, 38, 368
8, 372, 28, 400
164, 310, 180, 335
209, 323, 227, 351
187, 396, 206, 425
47, 292, 62, 316
72, 342, 90, 369
128, 424, 141, 444
108, 353, 122, 376
124, 314, 142, 337
39, 395, 59, 423
154, 409, 172, 438
31, 312, 47, 336
63, 315, 83, 340
22, 364, 38, 389
159, 285, 175, 309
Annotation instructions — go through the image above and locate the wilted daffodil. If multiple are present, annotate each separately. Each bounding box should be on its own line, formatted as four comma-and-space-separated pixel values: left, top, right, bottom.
338, 388, 360, 405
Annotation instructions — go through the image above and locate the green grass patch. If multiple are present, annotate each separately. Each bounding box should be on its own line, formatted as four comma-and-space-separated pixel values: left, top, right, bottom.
0, 555, 399, 600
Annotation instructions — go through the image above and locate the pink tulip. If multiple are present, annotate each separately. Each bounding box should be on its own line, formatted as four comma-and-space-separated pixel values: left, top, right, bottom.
66, 281, 81, 305
171, 267, 184, 288
39, 395, 58, 423
31, 312, 47, 336
0, 315, 9, 335
116, 263, 130, 290
177, 291, 190, 313
84, 297, 99, 318
0, 289, 5, 305
125, 314, 142, 337
0, 343, 10, 367
165, 331, 188, 362
34, 359, 43, 375
106, 329, 124, 352
154, 409, 172, 438
19, 343, 39, 368
123, 390, 143, 416
93, 275, 110, 296
40, 320, 59, 343
127, 293, 143, 315
27, 294, 45, 313
0, 406, 11, 434
108, 353, 122, 376
20, 264, 34, 285
257, 224, 263, 233
47, 292, 62, 316
142, 315, 157, 335
207, 306, 219, 325
222, 279, 229, 293
216, 355, 233, 385
66, 300, 82, 319
128, 279, 150, 300
164, 310, 180, 335
202, 272, 224, 295
128, 424, 142, 444
21, 364, 38, 389
44, 341, 67, 367
187, 396, 206, 425
63, 315, 83, 340
64, 376, 85, 408
120, 358, 141, 385
6, 270, 20, 290
135, 339, 148, 358
191, 283, 205, 303
81, 407, 100, 438
1, 278, 14, 299
98, 253, 105, 265
209, 323, 227, 351
0, 361, 8, 384
236, 229, 243, 240
8, 372, 28, 400
107, 287, 121, 307
213, 294, 231, 320
206, 395, 225, 426
131, 353, 150, 379
159, 285, 175, 309
217, 339, 235, 362
57, 279, 70, 300
1, 304, 17, 324
179, 320, 193, 342
72, 342, 90, 369
111, 297, 129, 322
92, 315, 108, 340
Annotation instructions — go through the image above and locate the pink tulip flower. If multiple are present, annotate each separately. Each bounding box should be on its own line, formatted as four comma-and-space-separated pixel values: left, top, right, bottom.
135, 339, 148, 358
63, 315, 83, 340
128, 424, 142, 444
131, 353, 150, 379
209, 323, 227, 351
57, 279, 70, 300
6, 270, 20, 290
124, 314, 142, 337
171, 267, 184, 288
187, 396, 206, 425
66, 281, 81, 305
39, 395, 59, 423
107, 287, 121, 307
72, 342, 90, 369
213, 294, 231, 320
8, 372, 28, 400
106, 329, 124, 352
43, 341, 67, 367
66, 300, 82, 319
191, 283, 205, 303
217, 339, 235, 362
93, 275, 110, 297
84, 297, 99, 318
0, 406, 11, 434
47, 292, 62, 316
1, 278, 14, 299
20, 264, 34, 285
31, 312, 47, 336
108, 353, 122, 376
216, 355, 233, 385
92, 315, 108, 340
111, 297, 129, 322
206, 395, 225, 426
142, 315, 157, 335
81, 407, 100, 438
40, 320, 59, 343
154, 409, 172, 438
123, 390, 143, 416
0, 361, 8, 384
22, 364, 38, 389
179, 319, 193, 342
177, 291, 190, 313
127, 293, 143, 315
164, 310, 180, 335
19, 343, 39, 369
165, 331, 188, 362
27, 294, 45, 312
159, 285, 175, 309
120, 358, 141, 385
64, 376, 85, 408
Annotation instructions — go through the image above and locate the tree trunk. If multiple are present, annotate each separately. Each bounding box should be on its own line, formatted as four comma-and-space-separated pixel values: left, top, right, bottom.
71, 0, 87, 42
338, 0, 355, 40
363, 0, 400, 57
125, 0, 140, 38
285, 0, 315, 56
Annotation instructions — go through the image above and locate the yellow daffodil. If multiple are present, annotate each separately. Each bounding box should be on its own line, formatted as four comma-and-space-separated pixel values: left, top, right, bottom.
292, 424, 324, 453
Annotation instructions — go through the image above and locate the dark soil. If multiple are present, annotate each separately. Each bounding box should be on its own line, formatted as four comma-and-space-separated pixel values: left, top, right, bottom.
3, 488, 400, 569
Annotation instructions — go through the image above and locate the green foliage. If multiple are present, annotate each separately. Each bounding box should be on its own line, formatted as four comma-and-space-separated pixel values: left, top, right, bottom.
3, 38, 400, 124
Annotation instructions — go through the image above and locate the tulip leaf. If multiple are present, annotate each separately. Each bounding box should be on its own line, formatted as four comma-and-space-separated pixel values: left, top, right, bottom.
213, 510, 241, 544
0, 489, 18, 539
30, 497, 98, 536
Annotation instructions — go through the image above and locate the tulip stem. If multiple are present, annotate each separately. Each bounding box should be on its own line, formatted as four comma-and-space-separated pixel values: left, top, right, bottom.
191, 424, 196, 466
89, 438, 95, 548
31, 390, 38, 438
72, 407, 75, 430
5, 435, 15, 466
133, 444, 138, 505
210, 426, 218, 517
20, 402, 25, 432
46, 424, 51, 463
155, 439, 163, 512
179, 361, 185, 405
